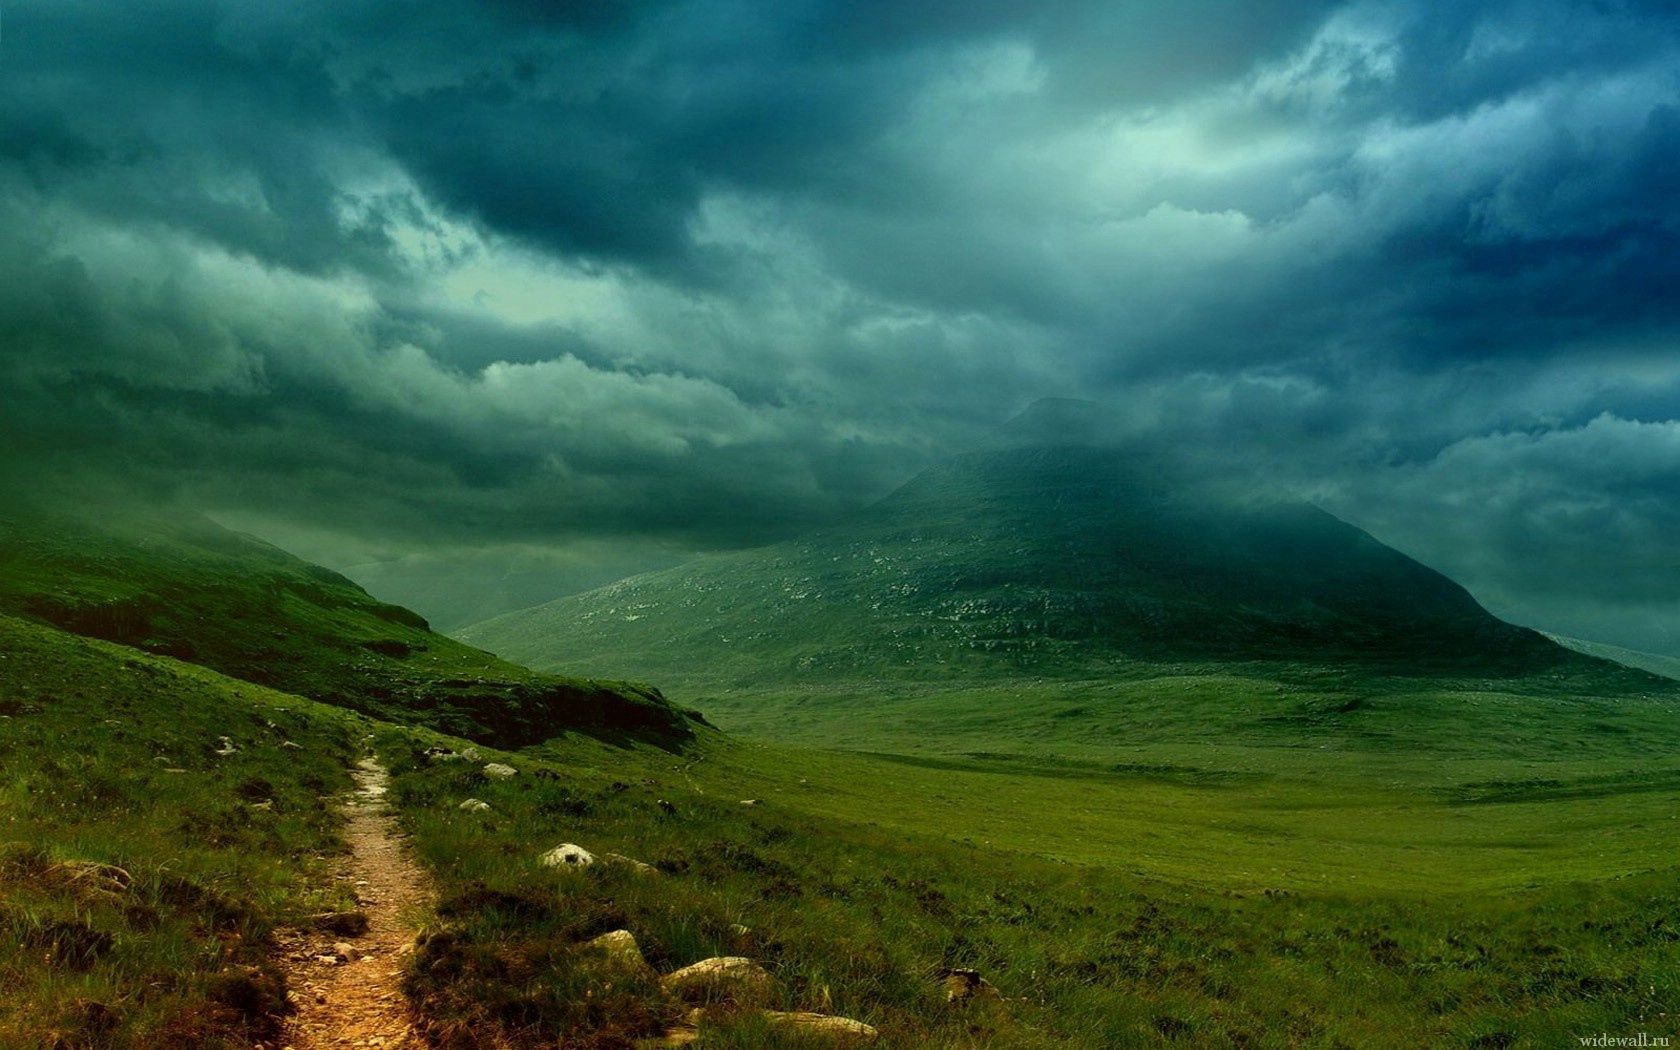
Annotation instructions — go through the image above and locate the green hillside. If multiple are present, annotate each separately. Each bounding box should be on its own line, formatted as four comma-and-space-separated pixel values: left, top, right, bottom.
0, 507, 695, 748
0, 613, 366, 1046
462, 446, 1623, 690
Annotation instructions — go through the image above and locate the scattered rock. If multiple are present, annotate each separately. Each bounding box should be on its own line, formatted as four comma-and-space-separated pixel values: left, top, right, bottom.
213, 736, 238, 756
738, 799, 760, 807
603, 852, 660, 876
458, 798, 491, 813
281, 741, 303, 750
540, 843, 596, 868
332, 941, 359, 962
661, 956, 778, 1006
462, 748, 482, 761
482, 762, 517, 779
761, 1011, 878, 1045
588, 929, 654, 977
310, 911, 369, 937
249, 799, 274, 812
940, 968, 1002, 1006
657, 798, 677, 815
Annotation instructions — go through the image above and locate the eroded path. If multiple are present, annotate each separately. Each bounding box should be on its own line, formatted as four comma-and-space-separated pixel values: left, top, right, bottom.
280, 756, 430, 1049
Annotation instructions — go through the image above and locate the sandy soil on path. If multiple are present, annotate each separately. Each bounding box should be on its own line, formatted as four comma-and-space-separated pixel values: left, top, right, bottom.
277, 756, 430, 1050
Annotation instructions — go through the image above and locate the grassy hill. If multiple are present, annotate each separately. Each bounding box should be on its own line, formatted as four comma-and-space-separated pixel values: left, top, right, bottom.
0, 507, 696, 748
462, 446, 1651, 713
0, 613, 367, 1046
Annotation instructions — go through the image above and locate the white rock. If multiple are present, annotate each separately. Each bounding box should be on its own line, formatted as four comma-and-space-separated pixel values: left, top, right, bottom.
213, 736, 238, 755
603, 852, 659, 876
588, 929, 654, 976
482, 762, 517, 778
761, 1011, 878, 1045
458, 798, 491, 813
661, 957, 778, 1006
540, 843, 596, 868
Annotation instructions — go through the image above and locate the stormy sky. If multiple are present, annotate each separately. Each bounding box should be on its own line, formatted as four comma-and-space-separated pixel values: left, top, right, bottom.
2, 1, 1679, 647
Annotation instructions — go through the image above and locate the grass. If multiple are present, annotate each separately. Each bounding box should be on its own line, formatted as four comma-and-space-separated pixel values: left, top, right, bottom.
0, 614, 367, 1047
7, 504, 1680, 1047
0, 507, 696, 748
375, 726, 1680, 1048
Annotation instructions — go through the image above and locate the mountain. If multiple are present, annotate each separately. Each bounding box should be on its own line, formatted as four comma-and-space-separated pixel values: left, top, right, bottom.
461, 445, 1594, 689
1547, 633, 1680, 682
0, 506, 696, 747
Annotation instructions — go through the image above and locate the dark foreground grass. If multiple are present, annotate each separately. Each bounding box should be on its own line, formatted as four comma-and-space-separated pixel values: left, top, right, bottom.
0, 615, 364, 1048
379, 728, 1680, 1048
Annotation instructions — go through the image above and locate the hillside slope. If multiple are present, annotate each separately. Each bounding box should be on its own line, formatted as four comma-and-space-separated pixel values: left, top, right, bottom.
0, 507, 695, 747
1547, 632, 1680, 682
463, 446, 1598, 688
0, 613, 364, 1046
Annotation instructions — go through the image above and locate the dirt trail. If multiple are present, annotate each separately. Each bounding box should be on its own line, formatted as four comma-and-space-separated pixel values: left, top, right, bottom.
279, 756, 430, 1050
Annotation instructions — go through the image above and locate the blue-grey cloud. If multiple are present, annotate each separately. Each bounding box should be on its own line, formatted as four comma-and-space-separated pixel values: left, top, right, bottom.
1, 0, 1678, 647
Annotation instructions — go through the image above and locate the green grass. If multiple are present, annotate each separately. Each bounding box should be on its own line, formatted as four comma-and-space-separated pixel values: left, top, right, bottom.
0, 614, 366, 1047
0, 507, 696, 748
375, 726, 1680, 1048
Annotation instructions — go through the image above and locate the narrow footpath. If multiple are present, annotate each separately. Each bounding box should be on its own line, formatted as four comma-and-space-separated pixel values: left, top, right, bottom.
279, 756, 430, 1050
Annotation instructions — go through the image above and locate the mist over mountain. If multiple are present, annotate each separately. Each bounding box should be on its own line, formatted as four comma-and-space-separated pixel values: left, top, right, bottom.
462, 441, 1583, 688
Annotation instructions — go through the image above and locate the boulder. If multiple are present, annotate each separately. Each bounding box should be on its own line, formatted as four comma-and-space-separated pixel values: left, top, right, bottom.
482, 762, 517, 778
540, 843, 596, 868
761, 1011, 878, 1045
587, 929, 654, 977
458, 798, 491, 813
661, 956, 778, 1006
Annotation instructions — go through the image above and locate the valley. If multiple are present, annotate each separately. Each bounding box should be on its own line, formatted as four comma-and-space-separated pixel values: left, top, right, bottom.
3, 497, 1679, 1046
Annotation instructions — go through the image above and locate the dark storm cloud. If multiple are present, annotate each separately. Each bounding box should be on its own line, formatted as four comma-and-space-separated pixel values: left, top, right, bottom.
2, 0, 1679, 645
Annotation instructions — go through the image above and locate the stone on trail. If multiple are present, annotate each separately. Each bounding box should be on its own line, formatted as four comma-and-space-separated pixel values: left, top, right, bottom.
661, 956, 778, 1006
761, 1011, 879, 1045
310, 910, 369, 936
540, 843, 596, 868
458, 798, 491, 812
482, 762, 518, 779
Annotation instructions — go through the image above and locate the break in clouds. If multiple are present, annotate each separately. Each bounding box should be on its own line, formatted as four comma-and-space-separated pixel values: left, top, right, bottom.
2, 0, 1679, 646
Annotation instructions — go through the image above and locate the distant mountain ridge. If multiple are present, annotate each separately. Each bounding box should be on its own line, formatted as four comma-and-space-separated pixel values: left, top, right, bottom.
1547, 633, 1680, 682
461, 444, 1595, 688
